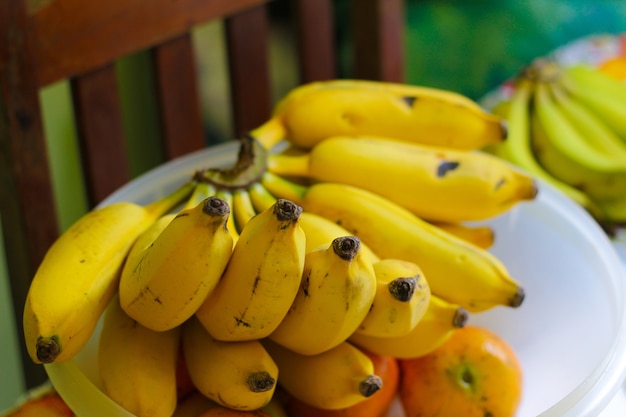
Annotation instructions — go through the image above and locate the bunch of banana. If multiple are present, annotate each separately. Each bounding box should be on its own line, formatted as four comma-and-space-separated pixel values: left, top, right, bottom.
486, 58, 626, 228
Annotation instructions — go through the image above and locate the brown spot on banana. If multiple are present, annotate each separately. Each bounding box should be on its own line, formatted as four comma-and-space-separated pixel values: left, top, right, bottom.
36, 335, 61, 363
359, 374, 383, 398
401, 96, 418, 108
332, 236, 360, 261
247, 371, 276, 393
436, 160, 460, 177
452, 307, 469, 328
274, 199, 302, 223
388, 277, 418, 302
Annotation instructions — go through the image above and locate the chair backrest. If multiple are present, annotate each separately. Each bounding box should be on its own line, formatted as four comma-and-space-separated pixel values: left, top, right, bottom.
0, 0, 405, 388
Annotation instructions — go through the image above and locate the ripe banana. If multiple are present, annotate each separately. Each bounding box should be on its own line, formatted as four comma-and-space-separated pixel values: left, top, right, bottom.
22, 181, 194, 364
98, 296, 180, 417
267, 135, 537, 223
350, 294, 469, 359
268, 236, 377, 356
262, 173, 524, 312
182, 317, 278, 410
215, 188, 240, 243
119, 196, 233, 331
530, 80, 626, 200
195, 199, 306, 341
485, 77, 603, 217
355, 258, 431, 338
248, 181, 279, 213
262, 339, 383, 410
269, 79, 506, 150
429, 222, 495, 249
559, 63, 626, 140
248, 116, 288, 151
232, 188, 257, 233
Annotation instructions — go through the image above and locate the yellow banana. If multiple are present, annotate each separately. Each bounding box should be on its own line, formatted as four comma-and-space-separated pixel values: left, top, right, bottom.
299, 211, 380, 263
98, 296, 180, 417
267, 135, 537, 223
182, 317, 278, 411
248, 181, 279, 213
263, 339, 383, 410
232, 188, 258, 233
215, 188, 240, 243
262, 173, 524, 312
559, 63, 626, 140
485, 77, 603, 217
248, 116, 288, 151
22, 181, 194, 364
119, 196, 233, 332
350, 294, 469, 359
268, 236, 377, 356
429, 222, 495, 249
270, 79, 506, 150
530, 81, 626, 200
195, 199, 306, 341
354, 258, 431, 338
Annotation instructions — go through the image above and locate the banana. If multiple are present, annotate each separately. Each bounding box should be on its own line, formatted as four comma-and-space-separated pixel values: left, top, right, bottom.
195, 199, 306, 341
98, 296, 180, 417
262, 339, 383, 410
268, 236, 377, 356
429, 222, 495, 249
232, 188, 258, 233
248, 116, 288, 151
485, 77, 603, 217
248, 181, 279, 213
354, 258, 431, 338
530, 80, 626, 200
299, 211, 380, 263
119, 195, 233, 332
267, 135, 537, 223
182, 317, 278, 411
559, 63, 626, 140
350, 294, 469, 359
22, 181, 194, 364
215, 188, 240, 243
270, 79, 506, 150
262, 172, 524, 312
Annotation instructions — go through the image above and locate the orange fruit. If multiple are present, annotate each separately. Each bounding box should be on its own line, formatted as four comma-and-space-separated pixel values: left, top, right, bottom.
285, 349, 399, 417
398, 325, 522, 417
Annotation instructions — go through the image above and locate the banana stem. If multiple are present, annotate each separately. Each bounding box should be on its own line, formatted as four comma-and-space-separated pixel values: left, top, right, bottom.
144, 181, 196, 217
261, 172, 308, 205
249, 117, 287, 150
267, 153, 310, 177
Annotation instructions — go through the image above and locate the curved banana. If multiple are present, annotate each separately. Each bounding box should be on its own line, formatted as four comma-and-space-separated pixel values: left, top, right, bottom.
22, 181, 194, 364
248, 181, 279, 213
267, 135, 537, 223
355, 258, 431, 338
119, 196, 233, 332
262, 339, 383, 410
248, 116, 288, 151
182, 317, 277, 411
560, 63, 626, 140
350, 294, 469, 359
195, 199, 306, 341
262, 173, 524, 312
299, 211, 380, 263
270, 79, 506, 150
429, 222, 495, 249
268, 236, 377, 356
98, 296, 180, 417
215, 188, 240, 243
485, 77, 603, 217
530, 80, 626, 200
232, 188, 258, 233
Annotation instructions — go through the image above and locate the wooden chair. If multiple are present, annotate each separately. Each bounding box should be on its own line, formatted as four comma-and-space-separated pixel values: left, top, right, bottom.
0, 0, 405, 388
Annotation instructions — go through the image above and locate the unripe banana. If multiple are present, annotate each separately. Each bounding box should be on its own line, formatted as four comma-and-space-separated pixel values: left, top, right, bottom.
98, 296, 180, 417
350, 294, 469, 359
182, 317, 278, 411
269, 236, 377, 356
267, 135, 537, 223
355, 258, 430, 338
263, 339, 383, 410
262, 173, 524, 312
23, 181, 194, 364
119, 196, 233, 331
270, 80, 506, 150
195, 199, 306, 341
247, 181, 278, 214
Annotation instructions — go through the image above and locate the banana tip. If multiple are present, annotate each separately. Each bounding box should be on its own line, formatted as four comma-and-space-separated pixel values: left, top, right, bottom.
35, 335, 61, 363
453, 307, 470, 328
359, 374, 383, 398
510, 287, 525, 308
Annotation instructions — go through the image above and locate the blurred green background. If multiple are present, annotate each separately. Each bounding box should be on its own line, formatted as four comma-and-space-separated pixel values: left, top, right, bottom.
3, 0, 626, 411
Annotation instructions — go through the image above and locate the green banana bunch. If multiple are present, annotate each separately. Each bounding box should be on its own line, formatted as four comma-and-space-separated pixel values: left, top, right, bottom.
267, 135, 538, 223
23, 181, 194, 364
262, 172, 525, 313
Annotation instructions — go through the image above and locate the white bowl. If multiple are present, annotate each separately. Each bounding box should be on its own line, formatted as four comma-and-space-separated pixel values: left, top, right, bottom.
44, 142, 626, 417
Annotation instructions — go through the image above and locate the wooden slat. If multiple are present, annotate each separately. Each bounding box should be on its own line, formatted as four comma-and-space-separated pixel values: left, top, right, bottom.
71, 64, 131, 206
31, 0, 272, 88
0, 0, 55, 389
153, 33, 206, 159
352, 0, 405, 82
225, 4, 272, 136
294, 0, 336, 82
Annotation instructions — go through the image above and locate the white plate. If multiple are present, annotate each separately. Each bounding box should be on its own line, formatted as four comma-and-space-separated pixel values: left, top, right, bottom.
46, 142, 626, 417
